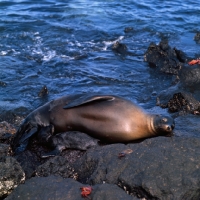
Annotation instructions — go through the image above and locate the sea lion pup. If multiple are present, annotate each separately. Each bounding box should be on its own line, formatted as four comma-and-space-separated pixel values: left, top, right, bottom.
36, 125, 99, 158
12, 94, 175, 155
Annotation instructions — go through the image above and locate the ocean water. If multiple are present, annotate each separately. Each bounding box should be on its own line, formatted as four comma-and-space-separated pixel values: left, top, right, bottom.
1, 0, 200, 116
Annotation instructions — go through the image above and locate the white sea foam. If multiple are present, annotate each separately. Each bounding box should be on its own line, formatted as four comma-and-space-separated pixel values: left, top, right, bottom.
43, 50, 56, 61
34, 32, 40, 35
0, 51, 8, 55
102, 36, 124, 50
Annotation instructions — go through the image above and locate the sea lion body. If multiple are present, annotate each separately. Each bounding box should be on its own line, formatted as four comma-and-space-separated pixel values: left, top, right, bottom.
49, 96, 155, 142
12, 94, 175, 154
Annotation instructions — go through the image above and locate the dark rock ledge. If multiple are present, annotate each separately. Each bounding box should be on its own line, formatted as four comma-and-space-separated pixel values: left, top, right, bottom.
4, 136, 200, 200
72, 136, 200, 200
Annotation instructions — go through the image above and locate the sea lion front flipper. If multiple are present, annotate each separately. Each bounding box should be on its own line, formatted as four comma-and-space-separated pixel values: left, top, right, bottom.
63, 94, 115, 109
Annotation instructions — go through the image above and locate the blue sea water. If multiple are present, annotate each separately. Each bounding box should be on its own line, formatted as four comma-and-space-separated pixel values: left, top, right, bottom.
0, 0, 200, 115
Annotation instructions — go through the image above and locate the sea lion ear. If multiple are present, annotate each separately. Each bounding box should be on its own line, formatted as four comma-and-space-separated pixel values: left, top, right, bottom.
63, 95, 115, 109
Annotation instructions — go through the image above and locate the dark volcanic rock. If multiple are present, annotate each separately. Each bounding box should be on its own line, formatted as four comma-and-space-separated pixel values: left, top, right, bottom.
6, 176, 83, 200
13, 133, 89, 179
157, 89, 200, 114
194, 32, 200, 43
167, 92, 200, 113
91, 183, 138, 200
124, 27, 134, 33
0, 143, 11, 157
0, 156, 25, 199
144, 40, 188, 74
112, 41, 128, 55
6, 176, 137, 200
14, 150, 42, 179
144, 41, 200, 114
35, 156, 78, 179
38, 85, 48, 97
0, 121, 16, 144
72, 136, 200, 200
179, 65, 200, 88
173, 113, 200, 138
0, 81, 7, 87
0, 115, 24, 127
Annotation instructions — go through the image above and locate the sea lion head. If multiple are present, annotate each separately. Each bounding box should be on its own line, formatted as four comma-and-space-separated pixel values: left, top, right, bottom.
152, 115, 175, 136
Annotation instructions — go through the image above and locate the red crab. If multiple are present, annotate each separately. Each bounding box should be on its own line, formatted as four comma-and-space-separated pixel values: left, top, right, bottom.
80, 186, 92, 199
188, 59, 200, 65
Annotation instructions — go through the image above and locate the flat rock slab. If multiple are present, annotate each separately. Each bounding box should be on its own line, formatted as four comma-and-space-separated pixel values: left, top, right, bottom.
174, 114, 200, 138
35, 156, 78, 179
72, 136, 200, 199
6, 176, 137, 200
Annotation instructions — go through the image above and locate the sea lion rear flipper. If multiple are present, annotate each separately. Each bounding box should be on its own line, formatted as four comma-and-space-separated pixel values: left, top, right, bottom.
13, 126, 38, 154
63, 94, 115, 109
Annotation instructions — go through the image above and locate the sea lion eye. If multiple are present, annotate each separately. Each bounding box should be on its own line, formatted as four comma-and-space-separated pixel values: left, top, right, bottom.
162, 118, 167, 123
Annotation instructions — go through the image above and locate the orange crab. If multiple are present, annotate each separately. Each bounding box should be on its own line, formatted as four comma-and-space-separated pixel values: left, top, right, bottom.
188, 59, 200, 65
80, 186, 92, 199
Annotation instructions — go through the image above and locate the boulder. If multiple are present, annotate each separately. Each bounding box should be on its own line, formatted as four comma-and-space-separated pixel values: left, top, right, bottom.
35, 156, 78, 179
179, 65, 200, 88
194, 32, 200, 43
144, 40, 188, 74
0, 156, 25, 199
0, 121, 16, 144
157, 89, 200, 114
6, 176, 137, 200
0, 143, 11, 157
72, 135, 200, 199
112, 41, 128, 55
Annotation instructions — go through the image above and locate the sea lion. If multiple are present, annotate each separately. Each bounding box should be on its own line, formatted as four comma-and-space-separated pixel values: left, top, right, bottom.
12, 94, 175, 155
36, 125, 99, 158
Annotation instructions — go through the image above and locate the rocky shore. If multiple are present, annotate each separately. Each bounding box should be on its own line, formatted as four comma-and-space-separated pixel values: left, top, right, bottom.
1, 41, 200, 200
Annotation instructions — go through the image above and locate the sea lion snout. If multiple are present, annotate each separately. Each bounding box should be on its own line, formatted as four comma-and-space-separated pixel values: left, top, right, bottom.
162, 117, 175, 131
153, 115, 175, 136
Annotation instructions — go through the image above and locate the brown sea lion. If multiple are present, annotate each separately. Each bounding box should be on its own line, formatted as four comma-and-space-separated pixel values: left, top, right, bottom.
12, 94, 175, 155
